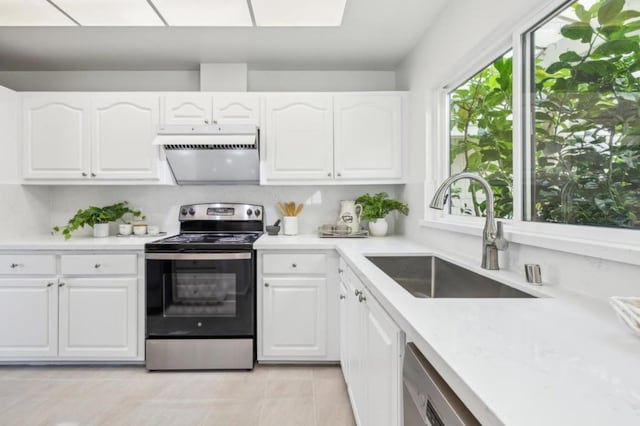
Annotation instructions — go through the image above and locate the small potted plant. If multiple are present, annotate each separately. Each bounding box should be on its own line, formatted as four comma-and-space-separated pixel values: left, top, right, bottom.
53, 201, 145, 239
355, 192, 409, 237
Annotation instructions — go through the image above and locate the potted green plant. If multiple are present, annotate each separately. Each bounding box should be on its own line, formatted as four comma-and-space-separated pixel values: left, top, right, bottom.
53, 201, 144, 239
355, 192, 409, 237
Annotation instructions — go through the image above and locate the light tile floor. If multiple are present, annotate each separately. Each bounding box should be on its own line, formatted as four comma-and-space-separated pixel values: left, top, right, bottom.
0, 364, 355, 426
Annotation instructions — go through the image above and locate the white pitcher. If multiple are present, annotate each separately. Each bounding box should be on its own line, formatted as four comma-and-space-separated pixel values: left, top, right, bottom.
337, 200, 363, 233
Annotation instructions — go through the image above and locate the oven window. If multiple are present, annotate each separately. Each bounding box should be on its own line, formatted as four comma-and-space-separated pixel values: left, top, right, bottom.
164, 271, 238, 317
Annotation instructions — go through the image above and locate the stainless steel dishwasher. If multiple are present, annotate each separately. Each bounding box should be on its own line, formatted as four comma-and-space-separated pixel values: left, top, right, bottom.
403, 343, 480, 426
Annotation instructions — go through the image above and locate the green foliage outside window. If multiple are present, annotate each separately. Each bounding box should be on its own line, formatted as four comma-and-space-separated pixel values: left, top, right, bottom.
449, 0, 640, 229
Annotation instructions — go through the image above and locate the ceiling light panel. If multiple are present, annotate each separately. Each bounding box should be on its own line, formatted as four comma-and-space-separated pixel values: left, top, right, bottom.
0, 0, 75, 26
53, 0, 164, 26
251, 0, 347, 26
151, 0, 253, 26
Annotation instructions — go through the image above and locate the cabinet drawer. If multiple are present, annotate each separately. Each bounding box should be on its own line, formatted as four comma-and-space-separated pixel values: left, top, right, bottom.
263, 253, 327, 275
0, 255, 56, 275
60, 254, 137, 275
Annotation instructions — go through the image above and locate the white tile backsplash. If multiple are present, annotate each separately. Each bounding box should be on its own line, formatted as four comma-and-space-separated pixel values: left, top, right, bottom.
48, 185, 404, 237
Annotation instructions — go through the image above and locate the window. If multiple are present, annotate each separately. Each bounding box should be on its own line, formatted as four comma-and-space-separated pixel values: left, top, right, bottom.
442, 0, 639, 231
448, 51, 513, 219
526, 0, 640, 229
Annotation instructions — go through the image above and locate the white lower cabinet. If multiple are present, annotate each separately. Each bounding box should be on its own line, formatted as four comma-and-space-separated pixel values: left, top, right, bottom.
58, 278, 137, 358
0, 279, 58, 357
262, 277, 327, 358
0, 252, 142, 362
258, 250, 339, 361
341, 261, 404, 426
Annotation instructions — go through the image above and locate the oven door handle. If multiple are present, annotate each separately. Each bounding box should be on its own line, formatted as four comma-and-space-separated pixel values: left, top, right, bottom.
146, 253, 252, 260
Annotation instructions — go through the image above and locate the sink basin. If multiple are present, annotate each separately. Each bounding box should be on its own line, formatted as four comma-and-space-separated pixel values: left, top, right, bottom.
366, 256, 534, 298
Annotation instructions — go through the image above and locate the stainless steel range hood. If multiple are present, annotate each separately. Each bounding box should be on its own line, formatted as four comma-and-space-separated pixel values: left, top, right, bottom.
153, 123, 259, 185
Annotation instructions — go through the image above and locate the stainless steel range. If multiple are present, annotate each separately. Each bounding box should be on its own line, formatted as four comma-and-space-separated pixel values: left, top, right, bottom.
145, 203, 263, 370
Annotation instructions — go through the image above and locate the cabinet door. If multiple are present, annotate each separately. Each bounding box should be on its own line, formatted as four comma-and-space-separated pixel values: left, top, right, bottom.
91, 95, 160, 179
213, 95, 261, 125
58, 277, 137, 359
364, 290, 403, 426
264, 95, 334, 181
262, 277, 327, 357
339, 280, 348, 375
334, 94, 403, 180
0, 279, 58, 358
163, 94, 212, 125
23, 94, 91, 179
343, 273, 365, 426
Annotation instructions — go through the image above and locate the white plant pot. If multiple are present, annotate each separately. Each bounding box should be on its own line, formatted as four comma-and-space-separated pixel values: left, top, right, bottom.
368, 218, 388, 237
93, 223, 110, 238
283, 216, 298, 236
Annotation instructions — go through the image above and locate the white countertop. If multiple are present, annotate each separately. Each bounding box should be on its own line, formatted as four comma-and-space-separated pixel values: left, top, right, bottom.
0, 235, 163, 251
256, 234, 640, 425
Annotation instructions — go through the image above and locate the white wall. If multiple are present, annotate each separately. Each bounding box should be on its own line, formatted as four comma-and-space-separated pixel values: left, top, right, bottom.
0, 71, 201, 91
0, 85, 51, 238
248, 70, 396, 91
0, 69, 396, 92
395, 0, 640, 298
48, 185, 402, 237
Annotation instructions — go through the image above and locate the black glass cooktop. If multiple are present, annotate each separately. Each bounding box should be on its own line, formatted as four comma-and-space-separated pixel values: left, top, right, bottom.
146, 232, 262, 252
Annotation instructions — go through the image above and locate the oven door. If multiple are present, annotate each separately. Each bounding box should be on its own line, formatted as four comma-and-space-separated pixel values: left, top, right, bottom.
146, 252, 254, 337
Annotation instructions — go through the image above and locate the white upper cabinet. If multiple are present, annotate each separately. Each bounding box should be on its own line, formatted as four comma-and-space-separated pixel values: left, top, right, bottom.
334, 94, 403, 180
163, 94, 212, 125
264, 94, 334, 181
23, 94, 91, 179
22, 93, 160, 182
91, 95, 160, 180
213, 95, 260, 124
162, 94, 260, 125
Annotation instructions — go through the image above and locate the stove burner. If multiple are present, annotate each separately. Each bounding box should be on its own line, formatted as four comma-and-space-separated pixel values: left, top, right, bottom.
159, 233, 261, 245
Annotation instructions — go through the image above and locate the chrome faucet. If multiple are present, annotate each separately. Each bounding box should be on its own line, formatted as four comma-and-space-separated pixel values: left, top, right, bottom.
429, 172, 508, 270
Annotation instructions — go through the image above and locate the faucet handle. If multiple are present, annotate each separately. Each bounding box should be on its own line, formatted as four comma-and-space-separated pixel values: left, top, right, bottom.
494, 221, 509, 250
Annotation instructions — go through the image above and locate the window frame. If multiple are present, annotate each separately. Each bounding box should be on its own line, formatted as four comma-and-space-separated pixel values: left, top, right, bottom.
422, 0, 640, 266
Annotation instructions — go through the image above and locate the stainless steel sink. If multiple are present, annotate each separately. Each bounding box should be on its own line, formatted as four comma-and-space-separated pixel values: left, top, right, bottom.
366, 255, 535, 298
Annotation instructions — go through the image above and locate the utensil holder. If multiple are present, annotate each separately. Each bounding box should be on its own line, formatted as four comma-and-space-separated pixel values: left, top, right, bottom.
283, 216, 298, 236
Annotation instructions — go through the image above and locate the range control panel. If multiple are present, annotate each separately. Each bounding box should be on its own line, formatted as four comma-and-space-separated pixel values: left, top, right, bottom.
179, 203, 263, 221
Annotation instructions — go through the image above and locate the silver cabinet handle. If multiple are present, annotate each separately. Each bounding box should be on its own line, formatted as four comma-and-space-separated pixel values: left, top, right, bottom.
339, 294, 346, 300
338, 268, 344, 273
291, 263, 297, 268
10, 263, 20, 269
358, 294, 366, 303
337, 172, 342, 177
264, 282, 270, 287
47, 282, 54, 287
58, 282, 66, 287
94, 264, 101, 269
354, 289, 362, 297
91, 173, 96, 177
327, 172, 332, 177
82, 172, 87, 177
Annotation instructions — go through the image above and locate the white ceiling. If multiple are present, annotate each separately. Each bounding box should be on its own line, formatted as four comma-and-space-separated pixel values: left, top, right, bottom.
0, 0, 447, 71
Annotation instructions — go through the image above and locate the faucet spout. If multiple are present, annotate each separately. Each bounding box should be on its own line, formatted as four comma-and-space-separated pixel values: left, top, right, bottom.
429, 172, 508, 270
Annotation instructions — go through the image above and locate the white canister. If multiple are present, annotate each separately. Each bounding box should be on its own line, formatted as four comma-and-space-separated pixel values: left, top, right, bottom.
133, 224, 147, 235
147, 225, 160, 235
119, 223, 133, 235
283, 216, 298, 236
93, 223, 109, 238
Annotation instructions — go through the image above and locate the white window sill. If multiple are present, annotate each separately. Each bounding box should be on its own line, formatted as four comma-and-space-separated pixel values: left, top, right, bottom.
420, 218, 640, 267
